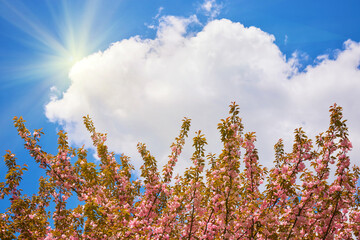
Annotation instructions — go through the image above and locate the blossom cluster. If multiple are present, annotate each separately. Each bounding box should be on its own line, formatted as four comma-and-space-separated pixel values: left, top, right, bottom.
0, 103, 359, 239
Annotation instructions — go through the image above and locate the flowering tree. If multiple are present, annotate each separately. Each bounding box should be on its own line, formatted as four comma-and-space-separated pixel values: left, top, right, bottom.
1, 103, 359, 239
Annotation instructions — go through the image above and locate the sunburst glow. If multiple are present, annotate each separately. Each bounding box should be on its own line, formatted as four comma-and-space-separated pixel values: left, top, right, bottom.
0, 0, 119, 85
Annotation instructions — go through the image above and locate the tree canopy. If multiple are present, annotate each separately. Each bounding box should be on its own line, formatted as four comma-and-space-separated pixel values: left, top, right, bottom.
1, 103, 359, 239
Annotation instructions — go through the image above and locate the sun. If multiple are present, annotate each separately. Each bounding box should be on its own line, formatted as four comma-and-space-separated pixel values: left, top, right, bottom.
51, 44, 88, 74
0, 0, 117, 84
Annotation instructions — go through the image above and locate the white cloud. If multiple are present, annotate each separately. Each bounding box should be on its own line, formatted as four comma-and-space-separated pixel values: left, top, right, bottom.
154, 7, 164, 19
200, 0, 222, 19
45, 16, 360, 179
49, 86, 60, 102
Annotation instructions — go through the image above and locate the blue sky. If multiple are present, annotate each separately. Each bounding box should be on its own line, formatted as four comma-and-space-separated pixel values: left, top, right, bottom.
1, 0, 360, 211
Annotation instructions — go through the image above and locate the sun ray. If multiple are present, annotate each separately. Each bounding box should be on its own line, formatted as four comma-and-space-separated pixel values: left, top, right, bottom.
5, 2, 66, 52
0, 0, 121, 85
